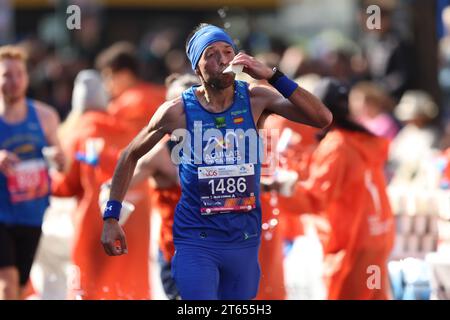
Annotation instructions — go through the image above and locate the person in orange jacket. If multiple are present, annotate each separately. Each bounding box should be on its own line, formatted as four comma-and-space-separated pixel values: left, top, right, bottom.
255, 113, 287, 300
95, 42, 166, 136
254, 76, 321, 300
52, 70, 152, 299
275, 78, 395, 300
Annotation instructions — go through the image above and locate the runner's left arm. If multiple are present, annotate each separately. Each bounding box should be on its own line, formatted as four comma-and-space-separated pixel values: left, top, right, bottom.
230, 53, 332, 128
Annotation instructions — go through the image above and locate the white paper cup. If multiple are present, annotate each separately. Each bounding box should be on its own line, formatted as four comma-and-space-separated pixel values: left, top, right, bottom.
223, 64, 244, 74
275, 169, 298, 197
429, 215, 439, 236
118, 201, 135, 226
397, 214, 413, 235
421, 234, 437, 253
391, 234, 404, 256
42, 146, 59, 170
406, 234, 420, 254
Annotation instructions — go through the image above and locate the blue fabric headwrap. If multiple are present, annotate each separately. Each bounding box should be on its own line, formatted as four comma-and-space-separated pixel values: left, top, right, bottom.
186, 25, 237, 71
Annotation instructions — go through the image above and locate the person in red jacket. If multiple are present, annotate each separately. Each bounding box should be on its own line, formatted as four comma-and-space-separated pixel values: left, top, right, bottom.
277, 78, 395, 299
52, 70, 152, 299
95, 42, 166, 136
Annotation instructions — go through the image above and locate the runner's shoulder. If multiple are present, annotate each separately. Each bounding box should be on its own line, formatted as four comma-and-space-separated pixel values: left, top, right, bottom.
152, 96, 185, 130
33, 100, 60, 125
247, 82, 278, 99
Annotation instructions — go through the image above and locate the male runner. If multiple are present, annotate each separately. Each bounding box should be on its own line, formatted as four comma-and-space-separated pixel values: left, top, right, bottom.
0, 45, 65, 300
101, 24, 332, 300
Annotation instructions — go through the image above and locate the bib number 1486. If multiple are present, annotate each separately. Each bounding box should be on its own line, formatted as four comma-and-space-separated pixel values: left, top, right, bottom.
208, 177, 247, 195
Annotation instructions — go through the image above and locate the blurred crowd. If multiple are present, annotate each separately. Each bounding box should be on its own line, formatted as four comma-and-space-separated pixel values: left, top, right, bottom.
1, 0, 450, 300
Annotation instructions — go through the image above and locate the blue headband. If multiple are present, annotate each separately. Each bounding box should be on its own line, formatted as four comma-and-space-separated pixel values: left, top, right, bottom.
186, 25, 237, 71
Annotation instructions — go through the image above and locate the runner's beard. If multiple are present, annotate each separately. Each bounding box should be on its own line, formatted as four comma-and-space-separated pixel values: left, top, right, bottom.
206, 72, 234, 90
5, 90, 26, 104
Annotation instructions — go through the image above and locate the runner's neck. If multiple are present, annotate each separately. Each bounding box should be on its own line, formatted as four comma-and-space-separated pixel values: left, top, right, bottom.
0, 96, 27, 123
197, 83, 235, 113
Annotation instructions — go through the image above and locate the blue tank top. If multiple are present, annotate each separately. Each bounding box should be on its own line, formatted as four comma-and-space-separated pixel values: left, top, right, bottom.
174, 80, 262, 248
0, 99, 50, 226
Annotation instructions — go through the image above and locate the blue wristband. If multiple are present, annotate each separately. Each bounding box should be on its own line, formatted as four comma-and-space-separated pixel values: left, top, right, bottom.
103, 200, 122, 221
268, 69, 298, 98
272, 75, 299, 98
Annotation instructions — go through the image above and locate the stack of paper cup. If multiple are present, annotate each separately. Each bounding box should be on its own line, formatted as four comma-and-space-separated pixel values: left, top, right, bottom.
421, 234, 437, 253
397, 214, 413, 235
414, 215, 428, 236
392, 234, 406, 257
406, 234, 420, 254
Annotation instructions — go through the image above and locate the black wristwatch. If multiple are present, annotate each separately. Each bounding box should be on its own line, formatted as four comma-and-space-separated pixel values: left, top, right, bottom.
268, 67, 285, 85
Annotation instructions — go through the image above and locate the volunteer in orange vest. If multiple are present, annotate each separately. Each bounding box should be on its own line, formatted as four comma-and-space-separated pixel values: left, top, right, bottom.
254, 76, 320, 300
52, 70, 151, 299
95, 42, 166, 136
278, 78, 395, 299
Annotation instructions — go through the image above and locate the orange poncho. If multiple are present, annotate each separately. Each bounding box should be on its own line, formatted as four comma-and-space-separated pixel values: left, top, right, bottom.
52, 111, 152, 299
286, 129, 395, 299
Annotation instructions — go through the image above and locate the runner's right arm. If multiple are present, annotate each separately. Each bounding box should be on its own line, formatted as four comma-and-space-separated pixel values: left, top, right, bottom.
101, 98, 183, 256
108, 98, 183, 204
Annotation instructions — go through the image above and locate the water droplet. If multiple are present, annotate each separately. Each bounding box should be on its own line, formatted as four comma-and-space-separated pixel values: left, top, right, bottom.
270, 218, 278, 227
270, 197, 278, 207
272, 208, 280, 215
264, 232, 273, 241
262, 223, 269, 230
218, 8, 227, 19
224, 22, 231, 29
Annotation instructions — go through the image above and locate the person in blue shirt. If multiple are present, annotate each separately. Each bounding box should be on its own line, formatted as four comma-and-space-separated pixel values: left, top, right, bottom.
0, 45, 65, 300
101, 24, 332, 300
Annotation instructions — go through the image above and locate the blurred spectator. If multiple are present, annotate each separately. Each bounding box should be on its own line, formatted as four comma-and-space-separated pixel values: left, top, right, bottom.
52, 70, 152, 299
323, 50, 354, 84
95, 41, 166, 135
279, 46, 318, 79
349, 81, 399, 140
0, 45, 65, 300
279, 78, 395, 299
388, 90, 441, 187
357, 0, 413, 100
164, 49, 191, 76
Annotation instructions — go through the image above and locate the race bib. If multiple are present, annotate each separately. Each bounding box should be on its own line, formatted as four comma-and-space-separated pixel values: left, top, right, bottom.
198, 163, 256, 215
7, 159, 50, 203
